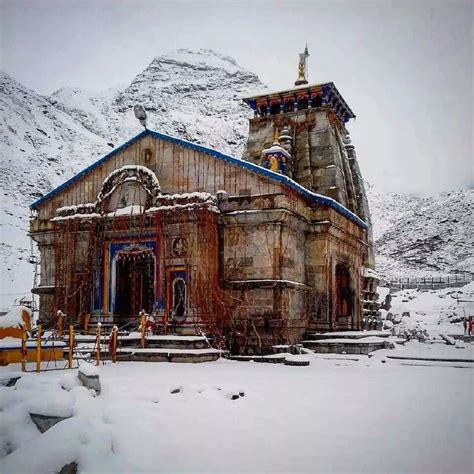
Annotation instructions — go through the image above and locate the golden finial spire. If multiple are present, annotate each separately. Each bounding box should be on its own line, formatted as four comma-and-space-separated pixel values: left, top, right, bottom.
295, 44, 310, 86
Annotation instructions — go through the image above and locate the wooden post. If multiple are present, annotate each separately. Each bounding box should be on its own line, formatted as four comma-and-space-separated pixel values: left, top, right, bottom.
140, 313, 146, 349
96, 323, 101, 366
57, 310, 64, 338
111, 326, 118, 363
21, 328, 27, 372
68, 325, 74, 369
36, 325, 42, 373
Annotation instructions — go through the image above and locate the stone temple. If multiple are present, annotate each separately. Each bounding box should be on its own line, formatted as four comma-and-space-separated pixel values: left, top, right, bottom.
29, 50, 377, 354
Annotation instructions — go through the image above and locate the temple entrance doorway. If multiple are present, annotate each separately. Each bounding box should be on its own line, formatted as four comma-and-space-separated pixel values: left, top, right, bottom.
335, 264, 353, 321
114, 247, 155, 319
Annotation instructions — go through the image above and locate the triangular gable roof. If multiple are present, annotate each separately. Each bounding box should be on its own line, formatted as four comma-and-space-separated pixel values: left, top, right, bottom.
30, 129, 368, 230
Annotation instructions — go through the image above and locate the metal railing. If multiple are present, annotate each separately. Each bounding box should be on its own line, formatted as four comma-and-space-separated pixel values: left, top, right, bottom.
388, 274, 473, 291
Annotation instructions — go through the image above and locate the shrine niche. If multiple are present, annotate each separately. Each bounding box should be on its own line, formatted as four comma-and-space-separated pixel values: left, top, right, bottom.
260, 139, 291, 175
169, 270, 187, 322
141, 147, 153, 164
97, 165, 161, 213
107, 181, 149, 211
172, 238, 187, 257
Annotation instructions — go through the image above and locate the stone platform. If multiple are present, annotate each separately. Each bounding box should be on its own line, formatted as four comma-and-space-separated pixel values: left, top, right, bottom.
116, 347, 223, 363
118, 334, 209, 350
228, 353, 310, 366
305, 330, 391, 341
302, 331, 398, 355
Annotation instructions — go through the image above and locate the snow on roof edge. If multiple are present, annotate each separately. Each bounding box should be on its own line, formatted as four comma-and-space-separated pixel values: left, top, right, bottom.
30, 129, 148, 210
30, 129, 368, 230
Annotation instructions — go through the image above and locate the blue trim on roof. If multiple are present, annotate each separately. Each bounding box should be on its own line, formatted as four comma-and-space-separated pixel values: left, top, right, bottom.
30, 129, 368, 230
31, 129, 149, 210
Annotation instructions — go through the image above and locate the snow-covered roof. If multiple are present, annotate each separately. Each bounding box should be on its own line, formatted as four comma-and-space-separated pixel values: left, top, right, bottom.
30, 129, 368, 230
362, 267, 381, 280
243, 81, 330, 100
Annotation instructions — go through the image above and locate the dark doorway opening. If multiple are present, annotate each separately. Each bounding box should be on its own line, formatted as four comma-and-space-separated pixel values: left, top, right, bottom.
335, 264, 353, 320
115, 253, 154, 318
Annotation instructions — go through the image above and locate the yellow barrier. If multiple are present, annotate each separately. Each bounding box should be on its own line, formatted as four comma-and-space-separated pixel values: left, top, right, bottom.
95, 324, 101, 366
36, 325, 42, 372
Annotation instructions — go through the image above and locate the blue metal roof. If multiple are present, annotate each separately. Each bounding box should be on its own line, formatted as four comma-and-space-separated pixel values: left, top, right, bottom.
30, 128, 368, 230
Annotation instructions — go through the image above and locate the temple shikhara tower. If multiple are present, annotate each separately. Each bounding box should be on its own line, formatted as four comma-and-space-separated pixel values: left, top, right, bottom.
242, 47, 374, 261
29, 49, 377, 355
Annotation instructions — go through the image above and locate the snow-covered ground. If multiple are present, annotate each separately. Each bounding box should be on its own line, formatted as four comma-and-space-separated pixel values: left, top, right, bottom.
1, 348, 473, 474
2, 283, 473, 472
383, 281, 474, 338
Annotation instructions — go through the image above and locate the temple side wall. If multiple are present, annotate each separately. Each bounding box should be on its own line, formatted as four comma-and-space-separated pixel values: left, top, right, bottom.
219, 198, 366, 353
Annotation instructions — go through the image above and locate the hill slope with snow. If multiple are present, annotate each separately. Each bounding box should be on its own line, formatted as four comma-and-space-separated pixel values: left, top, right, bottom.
0, 71, 110, 308
0, 49, 471, 309
48, 49, 262, 157
368, 185, 473, 279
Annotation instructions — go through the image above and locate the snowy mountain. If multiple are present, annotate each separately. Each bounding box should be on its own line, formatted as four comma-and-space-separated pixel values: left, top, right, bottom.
0, 71, 110, 309
367, 185, 474, 279
0, 49, 471, 309
48, 49, 262, 157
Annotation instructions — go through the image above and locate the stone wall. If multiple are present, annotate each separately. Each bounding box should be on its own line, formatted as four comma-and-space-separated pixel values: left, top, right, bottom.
242, 106, 375, 268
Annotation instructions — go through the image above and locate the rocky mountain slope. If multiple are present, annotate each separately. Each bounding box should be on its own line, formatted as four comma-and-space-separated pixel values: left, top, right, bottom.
0, 71, 110, 309
367, 185, 473, 279
48, 49, 261, 157
0, 49, 471, 309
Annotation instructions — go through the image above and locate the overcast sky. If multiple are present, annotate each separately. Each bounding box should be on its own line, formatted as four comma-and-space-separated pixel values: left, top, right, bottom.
1, 0, 472, 194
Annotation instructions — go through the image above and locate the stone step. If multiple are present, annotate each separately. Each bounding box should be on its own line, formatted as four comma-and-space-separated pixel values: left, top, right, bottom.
64, 333, 219, 363
386, 354, 474, 364
302, 337, 387, 355
271, 344, 292, 354
65, 333, 210, 349
228, 353, 310, 366
305, 330, 391, 341
116, 347, 224, 363
229, 354, 288, 364
119, 334, 210, 350
64, 335, 108, 343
